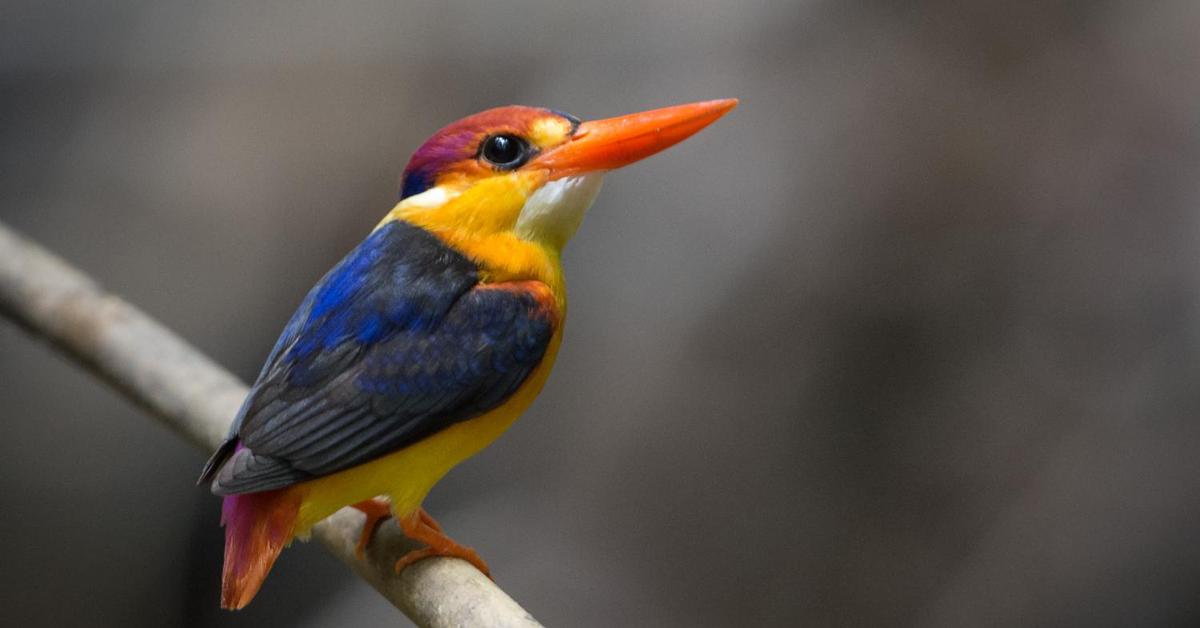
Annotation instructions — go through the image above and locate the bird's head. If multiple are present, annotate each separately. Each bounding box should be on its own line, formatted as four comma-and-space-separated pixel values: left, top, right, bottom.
388, 99, 737, 254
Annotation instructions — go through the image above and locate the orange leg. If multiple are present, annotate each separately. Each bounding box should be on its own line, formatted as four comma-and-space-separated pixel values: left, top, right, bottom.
350, 498, 393, 560
417, 508, 443, 533
395, 508, 491, 578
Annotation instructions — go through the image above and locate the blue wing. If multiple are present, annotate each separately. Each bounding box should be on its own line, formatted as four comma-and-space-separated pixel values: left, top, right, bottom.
200, 221, 557, 495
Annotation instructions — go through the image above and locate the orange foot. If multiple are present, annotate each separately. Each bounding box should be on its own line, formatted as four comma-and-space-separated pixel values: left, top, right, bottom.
350, 498, 393, 560
395, 508, 491, 579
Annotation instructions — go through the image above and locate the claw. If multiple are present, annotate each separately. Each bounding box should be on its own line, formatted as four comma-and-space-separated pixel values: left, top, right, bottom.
395, 508, 491, 578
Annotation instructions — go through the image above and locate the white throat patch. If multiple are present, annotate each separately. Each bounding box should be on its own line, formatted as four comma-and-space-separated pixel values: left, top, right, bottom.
515, 174, 605, 248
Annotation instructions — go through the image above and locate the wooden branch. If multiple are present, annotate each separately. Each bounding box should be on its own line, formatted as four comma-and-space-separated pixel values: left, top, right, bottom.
0, 221, 543, 628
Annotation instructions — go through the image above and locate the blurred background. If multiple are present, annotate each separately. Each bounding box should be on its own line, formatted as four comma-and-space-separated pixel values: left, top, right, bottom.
3, 1, 1200, 626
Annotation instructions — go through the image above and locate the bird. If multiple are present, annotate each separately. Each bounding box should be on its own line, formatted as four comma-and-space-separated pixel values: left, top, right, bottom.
198, 98, 737, 609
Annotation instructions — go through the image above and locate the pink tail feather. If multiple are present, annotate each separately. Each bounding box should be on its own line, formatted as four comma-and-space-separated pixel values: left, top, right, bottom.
220, 489, 300, 609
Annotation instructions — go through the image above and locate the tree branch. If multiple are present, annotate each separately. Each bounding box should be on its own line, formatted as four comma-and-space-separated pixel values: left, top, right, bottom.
0, 221, 543, 628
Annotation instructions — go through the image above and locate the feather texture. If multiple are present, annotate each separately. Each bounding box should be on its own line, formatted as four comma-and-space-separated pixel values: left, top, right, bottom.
203, 219, 558, 495
219, 486, 300, 609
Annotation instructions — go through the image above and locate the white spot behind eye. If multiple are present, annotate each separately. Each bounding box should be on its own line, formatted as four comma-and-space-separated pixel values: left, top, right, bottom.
397, 185, 455, 209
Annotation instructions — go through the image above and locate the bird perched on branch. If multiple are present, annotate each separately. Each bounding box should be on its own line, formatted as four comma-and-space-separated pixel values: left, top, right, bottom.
198, 98, 737, 609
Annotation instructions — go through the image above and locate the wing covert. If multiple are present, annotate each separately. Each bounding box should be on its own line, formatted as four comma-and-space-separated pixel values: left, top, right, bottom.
203, 221, 558, 495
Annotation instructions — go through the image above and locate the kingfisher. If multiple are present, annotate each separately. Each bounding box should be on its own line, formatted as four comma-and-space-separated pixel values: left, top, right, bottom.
198, 98, 737, 609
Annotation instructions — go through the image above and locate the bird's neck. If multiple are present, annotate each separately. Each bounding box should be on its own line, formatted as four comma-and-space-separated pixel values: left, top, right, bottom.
377, 216, 567, 313
379, 174, 573, 311
432, 227, 568, 310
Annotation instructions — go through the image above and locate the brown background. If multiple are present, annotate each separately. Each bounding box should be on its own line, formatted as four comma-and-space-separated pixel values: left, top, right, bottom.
3, 1, 1199, 626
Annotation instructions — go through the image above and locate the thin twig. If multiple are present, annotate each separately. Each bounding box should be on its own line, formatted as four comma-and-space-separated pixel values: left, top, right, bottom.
0, 221, 543, 628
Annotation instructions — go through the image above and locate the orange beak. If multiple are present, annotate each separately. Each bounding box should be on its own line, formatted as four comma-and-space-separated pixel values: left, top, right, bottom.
533, 98, 738, 179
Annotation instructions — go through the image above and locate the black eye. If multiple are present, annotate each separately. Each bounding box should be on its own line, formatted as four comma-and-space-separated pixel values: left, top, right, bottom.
480, 134, 530, 169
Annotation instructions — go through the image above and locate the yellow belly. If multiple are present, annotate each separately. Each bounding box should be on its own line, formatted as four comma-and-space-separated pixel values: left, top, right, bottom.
290, 330, 562, 537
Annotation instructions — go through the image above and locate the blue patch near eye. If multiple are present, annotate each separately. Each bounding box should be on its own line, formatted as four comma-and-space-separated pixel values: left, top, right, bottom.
400, 170, 432, 199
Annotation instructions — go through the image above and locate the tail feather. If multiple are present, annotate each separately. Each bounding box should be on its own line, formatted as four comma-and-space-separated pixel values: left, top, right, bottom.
220, 489, 300, 610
